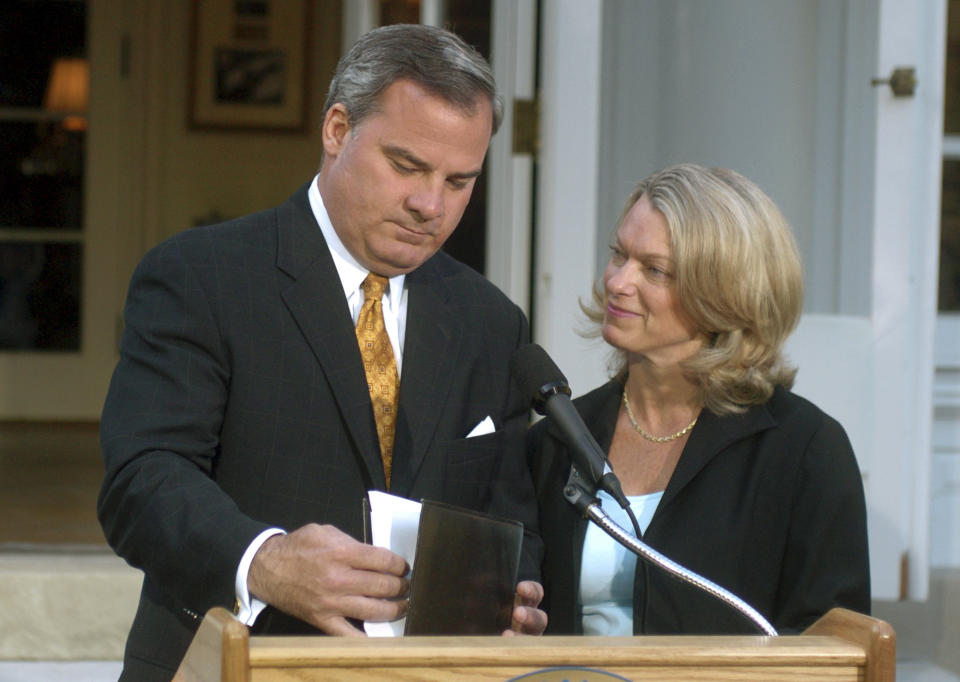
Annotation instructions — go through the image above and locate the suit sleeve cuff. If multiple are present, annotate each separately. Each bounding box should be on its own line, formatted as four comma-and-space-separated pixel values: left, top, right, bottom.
234, 527, 286, 625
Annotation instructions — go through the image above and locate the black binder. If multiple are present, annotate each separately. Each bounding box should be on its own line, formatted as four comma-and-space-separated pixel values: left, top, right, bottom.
403, 499, 523, 635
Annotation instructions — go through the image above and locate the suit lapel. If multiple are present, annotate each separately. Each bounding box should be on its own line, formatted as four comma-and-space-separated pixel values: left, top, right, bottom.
275, 186, 386, 489
659, 401, 776, 510
549, 378, 777, 529
389, 259, 463, 495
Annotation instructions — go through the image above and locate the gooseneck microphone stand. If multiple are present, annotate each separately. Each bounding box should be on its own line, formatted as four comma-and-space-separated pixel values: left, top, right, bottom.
563, 481, 779, 637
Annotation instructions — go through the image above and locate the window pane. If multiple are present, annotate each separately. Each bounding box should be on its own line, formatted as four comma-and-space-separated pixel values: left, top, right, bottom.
0, 121, 84, 230
940, 160, 960, 311
0, 1, 86, 108
0, 0, 86, 353
947, 0, 960, 134
944, 0, 960, 310
0, 242, 81, 351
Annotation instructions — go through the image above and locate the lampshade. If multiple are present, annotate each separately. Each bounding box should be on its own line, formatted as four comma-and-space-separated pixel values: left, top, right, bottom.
44, 57, 89, 130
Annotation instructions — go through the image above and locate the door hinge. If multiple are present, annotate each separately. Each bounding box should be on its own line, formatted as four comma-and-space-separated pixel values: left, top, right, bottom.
899, 551, 909, 600
512, 97, 539, 156
870, 66, 917, 98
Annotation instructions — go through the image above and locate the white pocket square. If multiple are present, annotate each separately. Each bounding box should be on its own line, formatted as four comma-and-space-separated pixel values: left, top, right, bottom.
466, 415, 495, 438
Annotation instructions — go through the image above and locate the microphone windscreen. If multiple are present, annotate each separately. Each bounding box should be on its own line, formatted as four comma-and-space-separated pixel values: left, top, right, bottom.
510, 343, 567, 400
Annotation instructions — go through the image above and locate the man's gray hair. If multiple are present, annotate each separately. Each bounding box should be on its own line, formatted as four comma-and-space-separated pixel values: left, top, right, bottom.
322, 23, 503, 134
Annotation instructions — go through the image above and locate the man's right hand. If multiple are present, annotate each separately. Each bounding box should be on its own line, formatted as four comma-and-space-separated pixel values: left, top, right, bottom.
247, 523, 409, 636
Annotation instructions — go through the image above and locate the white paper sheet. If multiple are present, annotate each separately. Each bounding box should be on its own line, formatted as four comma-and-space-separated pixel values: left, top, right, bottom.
363, 490, 421, 637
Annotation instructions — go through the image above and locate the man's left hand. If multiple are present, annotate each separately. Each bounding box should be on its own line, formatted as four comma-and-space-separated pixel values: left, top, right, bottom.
502, 580, 547, 636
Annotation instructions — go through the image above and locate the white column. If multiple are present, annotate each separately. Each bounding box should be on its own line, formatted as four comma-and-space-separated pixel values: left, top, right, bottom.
534, 0, 607, 396
341, 0, 378, 49
420, 0, 443, 27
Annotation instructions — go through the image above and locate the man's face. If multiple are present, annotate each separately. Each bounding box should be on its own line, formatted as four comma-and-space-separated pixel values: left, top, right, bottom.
317, 79, 493, 276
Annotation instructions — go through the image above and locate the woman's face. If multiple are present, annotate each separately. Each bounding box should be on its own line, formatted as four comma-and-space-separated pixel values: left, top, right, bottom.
602, 195, 706, 366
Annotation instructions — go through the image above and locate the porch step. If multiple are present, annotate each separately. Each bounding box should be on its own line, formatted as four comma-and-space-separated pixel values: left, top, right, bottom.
873, 567, 960, 678
0, 549, 141, 660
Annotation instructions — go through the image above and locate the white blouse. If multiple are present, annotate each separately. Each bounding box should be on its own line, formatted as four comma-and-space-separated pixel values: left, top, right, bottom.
579, 489, 664, 635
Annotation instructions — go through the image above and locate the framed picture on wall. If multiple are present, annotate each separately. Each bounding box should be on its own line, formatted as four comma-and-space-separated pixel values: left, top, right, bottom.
188, 0, 311, 132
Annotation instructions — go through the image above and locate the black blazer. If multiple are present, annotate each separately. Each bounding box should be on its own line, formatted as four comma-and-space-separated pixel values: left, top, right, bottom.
529, 378, 870, 635
98, 184, 538, 680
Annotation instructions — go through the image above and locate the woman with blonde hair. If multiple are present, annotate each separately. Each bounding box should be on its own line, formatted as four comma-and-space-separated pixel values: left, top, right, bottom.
529, 163, 869, 634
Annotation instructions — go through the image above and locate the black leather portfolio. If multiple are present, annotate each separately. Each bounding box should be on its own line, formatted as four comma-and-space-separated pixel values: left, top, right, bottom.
403, 499, 523, 635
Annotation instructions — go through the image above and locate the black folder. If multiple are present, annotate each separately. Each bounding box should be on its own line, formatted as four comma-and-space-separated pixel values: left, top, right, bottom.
403, 499, 523, 635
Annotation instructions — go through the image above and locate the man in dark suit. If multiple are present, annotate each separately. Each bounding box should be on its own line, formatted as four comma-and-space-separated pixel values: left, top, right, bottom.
98, 24, 545, 681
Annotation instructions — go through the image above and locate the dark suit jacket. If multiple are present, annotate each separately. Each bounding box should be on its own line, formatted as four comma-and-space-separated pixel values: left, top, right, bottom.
98, 184, 538, 680
530, 378, 870, 635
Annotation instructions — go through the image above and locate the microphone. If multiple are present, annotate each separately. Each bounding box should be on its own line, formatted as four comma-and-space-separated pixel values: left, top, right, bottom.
510, 344, 629, 509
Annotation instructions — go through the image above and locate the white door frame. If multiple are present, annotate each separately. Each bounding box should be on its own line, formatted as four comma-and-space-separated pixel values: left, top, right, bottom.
487, 0, 537, 315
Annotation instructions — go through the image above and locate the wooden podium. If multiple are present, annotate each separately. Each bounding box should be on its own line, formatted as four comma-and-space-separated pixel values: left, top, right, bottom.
174, 607, 895, 681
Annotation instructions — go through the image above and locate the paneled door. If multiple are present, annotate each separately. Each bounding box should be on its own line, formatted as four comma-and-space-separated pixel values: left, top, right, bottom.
0, 0, 132, 419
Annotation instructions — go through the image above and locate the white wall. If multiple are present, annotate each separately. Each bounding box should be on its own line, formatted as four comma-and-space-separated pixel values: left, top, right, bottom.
597, 0, 858, 315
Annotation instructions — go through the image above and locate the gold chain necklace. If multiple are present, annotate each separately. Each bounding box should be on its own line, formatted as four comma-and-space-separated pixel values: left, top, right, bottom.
622, 388, 698, 443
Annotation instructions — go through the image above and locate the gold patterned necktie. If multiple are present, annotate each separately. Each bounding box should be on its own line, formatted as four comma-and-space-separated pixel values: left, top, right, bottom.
355, 273, 399, 488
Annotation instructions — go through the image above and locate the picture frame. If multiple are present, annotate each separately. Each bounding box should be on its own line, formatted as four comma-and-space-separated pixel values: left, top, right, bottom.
188, 0, 311, 132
